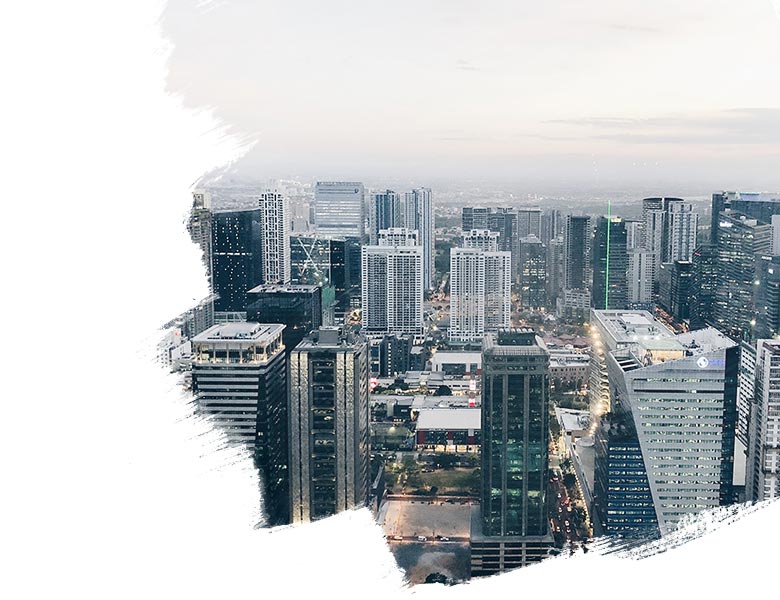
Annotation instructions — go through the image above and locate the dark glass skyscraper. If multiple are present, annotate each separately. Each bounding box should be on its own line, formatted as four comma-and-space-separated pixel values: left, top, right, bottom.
211, 208, 263, 312
563, 215, 591, 290
245, 284, 322, 353
592, 217, 628, 311
690, 244, 718, 329
471, 329, 552, 576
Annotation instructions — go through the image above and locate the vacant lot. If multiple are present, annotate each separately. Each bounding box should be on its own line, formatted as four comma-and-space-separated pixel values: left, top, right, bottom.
381, 500, 472, 539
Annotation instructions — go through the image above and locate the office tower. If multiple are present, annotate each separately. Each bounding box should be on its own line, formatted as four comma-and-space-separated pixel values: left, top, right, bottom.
188, 190, 213, 287
516, 208, 542, 239
245, 284, 322, 353
191, 323, 289, 524
665, 201, 698, 262
292, 233, 357, 316
403, 188, 435, 290
462, 207, 490, 231
710, 191, 736, 241
288, 327, 370, 523
258, 189, 291, 285
377, 227, 418, 246
314, 181, 365, 238
772, 215, 780, 254
518, 235, 547, 310
591, 313, 738, 536
541, 209, 563, 244
713, 212, 772, 340
625, 220, 643, 250
546, 235, 565, 306
689, 244, 719, 329
369, 190, 403, 243
463, 228, 500, 251
588, 310, 670, 419
627, 248, 653, 310
746, 339, 780, 501
290, 234, 347, 295
754, 254, 780, 339
592, 216, 629, 311
361, 244, 424, 336
449, 247, 511, 342
471, 329, 552, 576
670, 261, 693, 322
563, 215, 592, 290
211, 208, 263, 313
711, 191, 780, 247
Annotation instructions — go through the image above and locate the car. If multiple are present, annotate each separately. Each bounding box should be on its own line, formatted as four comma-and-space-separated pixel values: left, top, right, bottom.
438, 536, 450, 541
417, 535, 427, 542
393, 535, 403, 541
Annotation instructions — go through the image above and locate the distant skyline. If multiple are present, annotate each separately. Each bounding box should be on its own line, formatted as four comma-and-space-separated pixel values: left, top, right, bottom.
164, 1, 780, 189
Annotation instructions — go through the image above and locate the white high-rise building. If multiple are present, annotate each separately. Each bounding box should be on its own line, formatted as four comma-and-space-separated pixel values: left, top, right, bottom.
378, 227, 418, 247
665, 201, 698, 262
449, 247, 511, 342
746, 339, 780, 501
592, 311, 739, 536
314, 181, 365, 238
361, 243, 423, 336
463, 229, 499, 251
403, 188, 435, 290
628, 248, 653, 308
643, 206, 665, 284
258, 189, 291, 284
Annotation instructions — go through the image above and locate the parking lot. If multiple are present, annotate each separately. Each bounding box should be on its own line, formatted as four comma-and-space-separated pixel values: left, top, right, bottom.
380, 499, 472, 540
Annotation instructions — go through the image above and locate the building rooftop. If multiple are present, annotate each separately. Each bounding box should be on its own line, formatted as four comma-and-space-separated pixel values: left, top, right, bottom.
416, 408, 481, 431
192, 322, 285, 343
677, 327, 737, 354
555, 407, 590, 434
246, 283, 320, 295
592, 310, 676, 346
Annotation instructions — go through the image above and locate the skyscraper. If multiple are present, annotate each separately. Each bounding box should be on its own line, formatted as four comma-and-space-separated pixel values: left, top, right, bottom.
690, 244, 718, 329
188, 190, 213, 288
361, 242, 423, 336
516, 208, 542, 239
591, 312, 738, 536
713, 212, 772, 340
518, 235, 547, 310
258, 189, 291, 284
448, 246, 511, 342
563, 215, 592, 290
403, 188, 435, 290
288, 327, 370, 523
471, 329, 552, 575
369, 190, 403, 244
211, 208, 263, 313
592, 216, 628, 311
754, 254, 780, 339
191, 323, 289, 524
245, 284, 322, 353
627, 248, 653, 311
314, 182, 365, 239
746, 339, 780, 501
665, 200, 698, 262
546, 235, 565, 307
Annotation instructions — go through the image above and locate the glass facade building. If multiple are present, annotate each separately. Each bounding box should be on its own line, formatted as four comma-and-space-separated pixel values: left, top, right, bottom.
211, 208, 263, 313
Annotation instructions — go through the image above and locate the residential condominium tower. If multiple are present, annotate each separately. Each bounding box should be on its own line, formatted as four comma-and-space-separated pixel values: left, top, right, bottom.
258, 189, 291, 285
361, 240, 424, 336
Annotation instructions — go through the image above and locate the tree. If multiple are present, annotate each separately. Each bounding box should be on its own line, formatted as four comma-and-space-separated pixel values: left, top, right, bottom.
563, 473, 577, 488
434, 385, 452, 396
424, 573, 448, 585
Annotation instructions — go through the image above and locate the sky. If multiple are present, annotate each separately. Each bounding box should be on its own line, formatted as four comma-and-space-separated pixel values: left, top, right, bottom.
163, 0, 780, 190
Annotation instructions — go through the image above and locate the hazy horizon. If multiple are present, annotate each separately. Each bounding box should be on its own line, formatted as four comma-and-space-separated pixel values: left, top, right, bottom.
164, 1, 780, 190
